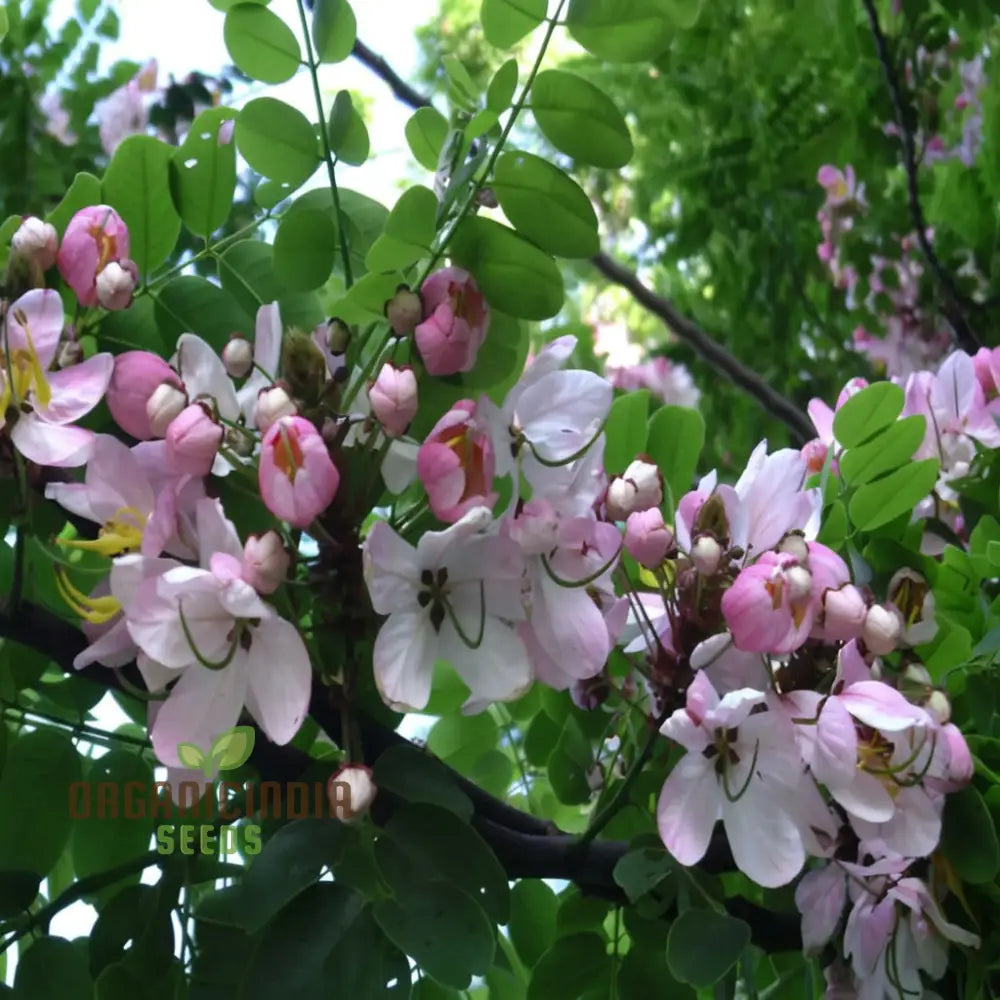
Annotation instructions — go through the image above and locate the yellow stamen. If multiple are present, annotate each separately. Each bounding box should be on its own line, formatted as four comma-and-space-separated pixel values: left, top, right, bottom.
59, 506, 145, 558
54, 568, 122, 625
7, 311, 53, 410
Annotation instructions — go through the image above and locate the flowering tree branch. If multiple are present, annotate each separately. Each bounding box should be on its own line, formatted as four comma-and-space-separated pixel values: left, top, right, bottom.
861, 0, 982, 354
0, 599, 800, 952
590, 251, 816, 443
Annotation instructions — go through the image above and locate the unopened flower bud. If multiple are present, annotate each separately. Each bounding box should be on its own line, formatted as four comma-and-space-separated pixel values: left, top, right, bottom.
624, 508, 673, 568
146, 382, 188, 437
785, 565, 813, 603
325, 318, 351, 355
777, 531, 809, 565
821, 584, 867, 641
368, 363, 418, 437
11, 216, 58, 270
586, 765, 604, 792
887, 567, 937, 646
95, 258, 138, 310
281, 329, 327, 405
605, 459, 662, 520
242, 531, 290, 594
56, 340, 84, 369
255, 384, 298, 434
384, 285, 423, 336
222, 336, 254, 379
165, 402, 223, 477
926, 690, 951, 725
327, 764, 376, 822
690, 534, 722, 576
863, 603, 903, 656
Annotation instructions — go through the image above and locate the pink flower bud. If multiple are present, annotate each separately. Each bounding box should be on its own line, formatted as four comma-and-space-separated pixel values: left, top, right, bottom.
12, 217, 58, 270
327, 764, 376, 822
384, 286, 424, 336
166, 402, 223, 477
690, 534, 722, 576
972, 347, 999, 398
259, 416, 340, 528
255, 384, 298, 434
417, 400, 497, 523
95, 258, 138, 310
107, 350, 182, 440
624, 508, 673, 568
818, 584, 867, 641
413, 267, 489, 375
368, 363, 417, 437
57, 205, 130, 308
862, 603, 903, 656
222, 336, 254, 379
242, 531, 290, 594
146, 381, 188, 437
605, 459, 662, 521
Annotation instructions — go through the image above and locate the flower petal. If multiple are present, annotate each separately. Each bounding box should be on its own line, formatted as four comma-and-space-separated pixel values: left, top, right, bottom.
245, 617, 311, 745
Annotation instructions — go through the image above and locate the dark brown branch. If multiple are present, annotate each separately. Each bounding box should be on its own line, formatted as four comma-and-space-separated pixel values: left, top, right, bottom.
351, 39, 433, 110
861, 0, 981, 353
591, 251, 815, 443
0, 601, 801, 953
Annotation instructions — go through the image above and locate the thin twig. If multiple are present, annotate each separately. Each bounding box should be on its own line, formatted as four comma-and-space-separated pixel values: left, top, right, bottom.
861, 0, 980, 352
351, 39, 433, 109
591, 251, 815, 442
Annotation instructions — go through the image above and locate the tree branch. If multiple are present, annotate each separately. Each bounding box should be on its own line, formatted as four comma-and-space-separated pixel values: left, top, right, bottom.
591, 251, 815, 443
861, 0, 981, 353
0, 600, 801, 952
351, 39, 433, 110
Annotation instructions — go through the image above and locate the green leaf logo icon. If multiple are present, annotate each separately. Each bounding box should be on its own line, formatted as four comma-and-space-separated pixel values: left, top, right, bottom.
209, 726, 256, 773
177, 743, 207, 770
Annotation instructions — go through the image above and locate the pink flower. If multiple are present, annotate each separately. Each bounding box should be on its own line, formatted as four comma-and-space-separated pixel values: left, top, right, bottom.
624, 508, 673, 567
11, 217, 58, 270
368, 363, 418, 437
166, 403, 223, 477
417, 400, 497, 523
107, 351, 182, 440
605, 458, 662, 520
241, 531, 290, 595
95, 259, 138, 310
98, 79, 148, 156
328, 764, 377, 821
57, 205, 131, 308
657, 672, 808, 887
0, 289, 112, 467
259, 416, 340, 528
414, 267, 489, 375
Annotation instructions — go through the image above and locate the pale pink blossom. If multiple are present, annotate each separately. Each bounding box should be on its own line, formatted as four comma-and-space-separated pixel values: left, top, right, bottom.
57, 205, 131, 308
368, 363, 417, 437
166, 403, 223, 477
241, 531, 290, 595
414, 267, 489, 375
624, 508, 673, 567
107, 351, 183, 440
604, 458, 662, 520
95, 259, 138, 310
11, 217, 58, 270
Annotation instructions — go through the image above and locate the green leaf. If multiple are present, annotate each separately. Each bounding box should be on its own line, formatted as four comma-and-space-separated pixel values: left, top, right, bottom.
405, 107, 449, 171
372, 744, 474, 820
442, 55, 480, 107
14, 936, 92, 998
666, 909, 750, 988
176, 743, 205, 770
531, 70, 633, 168
547, 717, 593, 806
198, 820, 347, 934
0, 730, 81, 876
365, 185, 437, 272
155, 275, 253, 352
567, 0, 673, 61
236, 97, 321, 188
323, 906, 411, 998
375, 802, 510, 923
832, 382, 905, 449
941, 784, 1000, 883
209, 725, 256, 770
817, 499, 848, 549
509, 880, 558, 968
273, 208, 338, 291
103, 135, 181, 276
449, 217, 564, 320
603, 390, 650, 475
0, 7, 8, 42
645, 405, 705, 514
170, 107, 237, 238
427, 711, 499, 769
46, 172, 102, 236
90, 885, 173, 979
70, 751, 155, 879
487, 59, 519, 112
527, 933, 613, 1000
481, 0, 546, 48
0, 871, 40, 919
613, 847, 673, 903
838, 415, 926, 486
848, 459, 940, 531
492, 151, 599, 259
98, 296, 164, 353
224, 3, 301, 84
312, 0, 356, 63
326, 90, 370, 166
617, 946, 696, 999
374, 879, 495, 990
